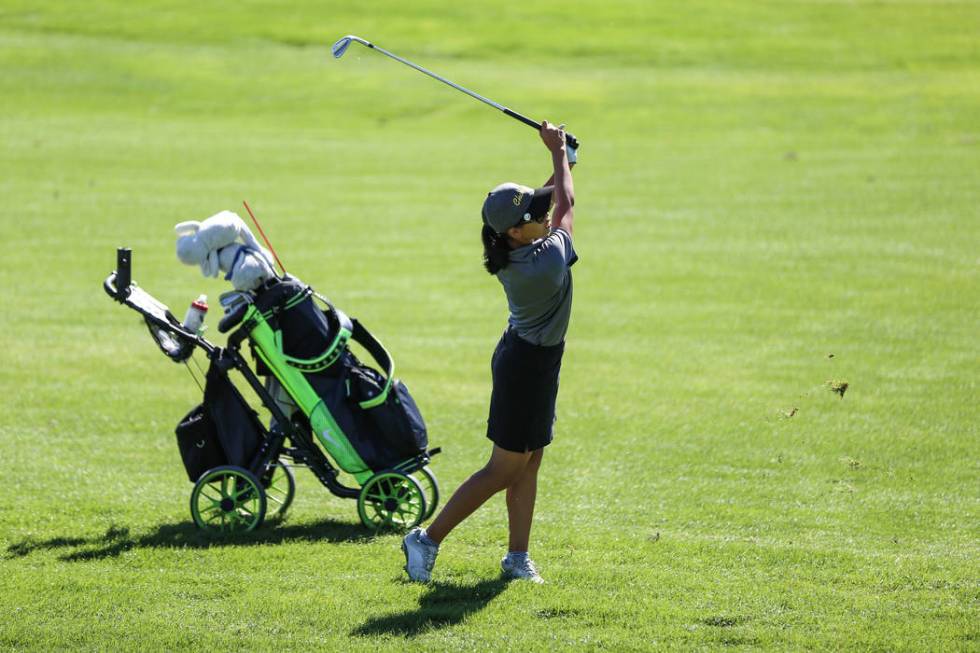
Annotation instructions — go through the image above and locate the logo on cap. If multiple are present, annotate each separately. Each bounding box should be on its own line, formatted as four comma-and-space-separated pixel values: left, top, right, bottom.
512, 192, 524, 207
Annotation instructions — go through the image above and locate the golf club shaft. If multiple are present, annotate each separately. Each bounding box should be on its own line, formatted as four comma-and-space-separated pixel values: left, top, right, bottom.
345, 37, 579, 149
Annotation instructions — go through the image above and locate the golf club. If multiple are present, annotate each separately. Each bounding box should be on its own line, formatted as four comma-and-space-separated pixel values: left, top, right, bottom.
331, 35, 579, 149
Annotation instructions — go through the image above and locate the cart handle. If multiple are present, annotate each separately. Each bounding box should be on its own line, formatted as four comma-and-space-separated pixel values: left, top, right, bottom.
103, 247, 217, 358
114, 248, 131, 300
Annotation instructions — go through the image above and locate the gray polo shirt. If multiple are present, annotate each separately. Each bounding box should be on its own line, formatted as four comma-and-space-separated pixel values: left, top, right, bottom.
496, 227, 578, 347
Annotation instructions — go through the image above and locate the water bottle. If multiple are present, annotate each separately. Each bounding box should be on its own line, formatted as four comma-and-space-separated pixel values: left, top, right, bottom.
182, 294, 208, 335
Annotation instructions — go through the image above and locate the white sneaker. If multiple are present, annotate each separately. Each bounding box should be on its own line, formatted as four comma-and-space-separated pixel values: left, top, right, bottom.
402, 527, 438, 582
501, 555, 544, 584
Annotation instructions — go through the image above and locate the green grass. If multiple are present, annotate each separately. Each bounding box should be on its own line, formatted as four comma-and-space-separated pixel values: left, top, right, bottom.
1, 1, 977, 650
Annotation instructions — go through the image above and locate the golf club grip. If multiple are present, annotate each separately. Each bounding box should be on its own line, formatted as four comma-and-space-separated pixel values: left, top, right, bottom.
503, 108, 580, 149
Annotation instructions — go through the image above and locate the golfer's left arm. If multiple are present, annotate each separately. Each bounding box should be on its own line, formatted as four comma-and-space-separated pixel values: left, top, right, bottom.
537, 125, 573, 238
542, 136, 575, 207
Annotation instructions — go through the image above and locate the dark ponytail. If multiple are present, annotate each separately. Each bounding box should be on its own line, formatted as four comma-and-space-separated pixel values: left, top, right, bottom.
481, 224, 511, 274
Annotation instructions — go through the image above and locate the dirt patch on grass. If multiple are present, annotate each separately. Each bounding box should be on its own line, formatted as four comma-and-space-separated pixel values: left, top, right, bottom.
720, 636, 761, 646
535, 608, 586, 619
702, 615, 750, 628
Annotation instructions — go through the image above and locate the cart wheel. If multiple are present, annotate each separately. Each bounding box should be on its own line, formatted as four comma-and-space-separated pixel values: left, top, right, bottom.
357, 471, 426, 531
261, 460, 296, 519
411, 466, 440, 521
190, 466, 267, 535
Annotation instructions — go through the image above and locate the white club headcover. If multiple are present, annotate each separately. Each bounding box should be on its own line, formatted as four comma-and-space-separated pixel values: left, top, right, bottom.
174, 210, 273, 280
217, 244, 276, 291
175, 221, 207, 270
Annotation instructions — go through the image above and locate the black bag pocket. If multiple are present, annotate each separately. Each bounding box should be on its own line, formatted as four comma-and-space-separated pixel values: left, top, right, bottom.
175, 404, 227, 482
387, 381, 428, 452
354, 373, 428, 460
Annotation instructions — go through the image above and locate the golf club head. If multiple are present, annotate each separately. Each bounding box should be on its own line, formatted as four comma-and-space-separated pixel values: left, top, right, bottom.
331, 36, 353, 58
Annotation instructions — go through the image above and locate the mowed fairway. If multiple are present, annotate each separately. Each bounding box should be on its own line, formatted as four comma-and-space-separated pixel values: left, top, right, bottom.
1, 1, 977, 650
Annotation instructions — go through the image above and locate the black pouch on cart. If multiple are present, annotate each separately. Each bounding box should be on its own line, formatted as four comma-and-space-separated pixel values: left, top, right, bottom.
175, 404, 226, 482
204, 357, 263, 468
174, 358, 264, 481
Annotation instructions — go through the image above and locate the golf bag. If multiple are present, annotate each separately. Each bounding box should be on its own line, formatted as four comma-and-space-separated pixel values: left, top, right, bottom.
247, 277, 428, 479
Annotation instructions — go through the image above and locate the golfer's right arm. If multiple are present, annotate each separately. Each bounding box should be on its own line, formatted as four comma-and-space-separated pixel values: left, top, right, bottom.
540, 121, 574, 236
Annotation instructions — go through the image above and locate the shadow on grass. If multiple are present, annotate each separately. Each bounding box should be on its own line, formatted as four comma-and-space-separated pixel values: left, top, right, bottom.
5, 518, 373, 562
353, 578, 510, 638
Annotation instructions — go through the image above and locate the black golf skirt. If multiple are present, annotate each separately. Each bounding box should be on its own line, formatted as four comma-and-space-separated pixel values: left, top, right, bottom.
486, 327, 565, 453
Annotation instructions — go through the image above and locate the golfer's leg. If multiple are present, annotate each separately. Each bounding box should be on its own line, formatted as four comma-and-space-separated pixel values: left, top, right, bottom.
425, 445, 531, 544
506, 448, 543, 552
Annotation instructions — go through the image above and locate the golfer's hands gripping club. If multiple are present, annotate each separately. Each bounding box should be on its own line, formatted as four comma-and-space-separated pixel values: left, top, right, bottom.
540, 121, 577, 167
558, 127, 579, 150
540, 120, 566, 155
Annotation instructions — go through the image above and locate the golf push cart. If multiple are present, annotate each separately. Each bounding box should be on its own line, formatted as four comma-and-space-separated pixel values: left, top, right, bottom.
104, 248, 440, 535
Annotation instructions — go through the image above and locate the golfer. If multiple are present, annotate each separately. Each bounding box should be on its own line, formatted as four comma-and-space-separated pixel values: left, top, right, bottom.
403, 121, 577, 583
